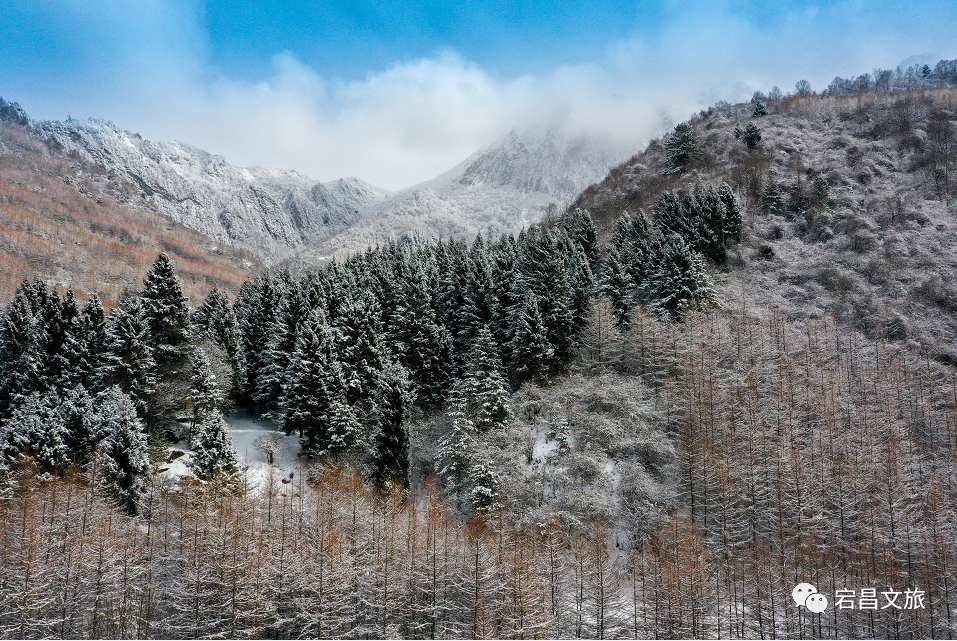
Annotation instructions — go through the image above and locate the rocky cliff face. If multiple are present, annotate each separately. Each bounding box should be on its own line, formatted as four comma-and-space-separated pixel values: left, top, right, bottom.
32, 118, 390, 259
5, 97, 629, 262
311, 128, 628, 256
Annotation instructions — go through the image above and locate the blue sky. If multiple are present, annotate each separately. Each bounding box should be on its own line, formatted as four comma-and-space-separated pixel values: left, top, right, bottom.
2, 1, 955, 188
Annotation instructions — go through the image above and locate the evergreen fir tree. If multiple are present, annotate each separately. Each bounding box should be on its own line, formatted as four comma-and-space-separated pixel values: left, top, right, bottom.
39, 289, 76, 389
718, 182, 743, 242
511, 228, 575, 373
367, 362, 412, 487
600, 239, 634, 328
509, 293, 552, 388
281, 309, 357, 455
0, 390, 69, 472
255, 280, 306, 416
742, 123, 762, 149
389, 261, 452, 408
489, 234, 518, 367
461, 235, 496, 349
451, 326, 511, 431
562, 208, 600, 269
192, 287, 241, 371
0, 282, 44, 417
664, 122, 700, 173
336, 289, 388, 411
438, 401, 476, 503
188, 348, 220, 439
57, 293, 108, 393
653, 191, 698, 247
697, 186, 727, 264
234, 274, 282, 413
192, 410, 238, 479
567, 245, 596, 339
96, 292, 157, 420
59, 385, 98, 464
643, 234, 715, 320
762, 176, 785, 216
96, 386, 150, 515
141, 253, 191, 367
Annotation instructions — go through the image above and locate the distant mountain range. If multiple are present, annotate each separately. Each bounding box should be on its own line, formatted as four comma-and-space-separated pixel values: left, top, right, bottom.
6, 102, 628, 262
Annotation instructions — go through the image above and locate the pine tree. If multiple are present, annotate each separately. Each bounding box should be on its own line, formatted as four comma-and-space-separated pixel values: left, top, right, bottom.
192, 287, 241, 382
193, 410, 238, 479
336, 290, 388, 412
96, 292, 157, 420
0, 282, 44, 417
57, 293, 108, 393
281, 309, 357, 455
600, 239, 634, 328
752, 100, 768, 117
563, 208, 600, 269
255, 280, 306, 416
59, 385, 98, 464
390, 260, 452, 408
451, 326, 512, 431
0, 390, 69, 472
188, 348, 220, 439
643, 234, 715, 320
461, 235, 496, 350
568, 245, 596, 340
141, 253, 191, 367
761, 176, 785, 216
509, 293, 552, 388
742, 123, 762, 149
697, 186, 727, 264
235, 274, 282, 413
367, 362, 412, 487
653, 191, 699, 248
438, 401, 477, 503
664, 123, 699, 173
717, 183, 742, 243
96, 386, 150, 514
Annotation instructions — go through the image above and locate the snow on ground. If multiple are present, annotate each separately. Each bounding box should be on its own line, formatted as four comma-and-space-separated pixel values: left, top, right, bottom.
225, 411, 305, 490
156, 411, 306, 492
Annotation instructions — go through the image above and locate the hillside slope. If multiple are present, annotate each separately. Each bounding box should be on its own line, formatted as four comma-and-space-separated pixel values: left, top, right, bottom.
0, 115, 258, 304
569, 86, 957, 364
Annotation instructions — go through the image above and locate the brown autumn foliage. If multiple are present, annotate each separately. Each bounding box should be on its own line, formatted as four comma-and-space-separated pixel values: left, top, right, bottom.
0, 122, 258, 306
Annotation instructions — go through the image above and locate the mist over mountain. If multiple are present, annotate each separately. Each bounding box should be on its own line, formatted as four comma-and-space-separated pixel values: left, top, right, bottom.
1, 101, 630, 263
312, 128, 626, 256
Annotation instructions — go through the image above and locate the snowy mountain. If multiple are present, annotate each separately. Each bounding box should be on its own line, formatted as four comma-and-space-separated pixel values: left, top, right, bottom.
311, 128, 626, 256
32, 117, 390, 260
5, 99, 628, 263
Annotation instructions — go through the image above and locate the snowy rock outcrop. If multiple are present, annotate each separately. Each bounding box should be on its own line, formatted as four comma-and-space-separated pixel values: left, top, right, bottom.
24, 111, 629, 262
313, 128, 628, 255
34, 118, 390, 259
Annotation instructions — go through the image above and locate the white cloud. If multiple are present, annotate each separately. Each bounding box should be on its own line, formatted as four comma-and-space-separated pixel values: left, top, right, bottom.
18, 0, 957, 189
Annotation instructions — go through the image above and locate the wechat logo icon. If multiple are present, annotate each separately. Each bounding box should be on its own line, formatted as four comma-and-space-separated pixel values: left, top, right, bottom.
792, 583, 829, 613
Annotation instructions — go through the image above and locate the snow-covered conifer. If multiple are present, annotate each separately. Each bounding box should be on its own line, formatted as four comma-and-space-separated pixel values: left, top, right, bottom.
141, 253, 191, 367
664, 123, 699, 173
451, 326, 511, 431
509, 293, 552, 387
96, 292, 156, 420
193, 410, 238, 479
367, 362, 412, 487
0, 282, 44, 417
188, 348, 220, 438
96, 386, 149, 514
0, 391, 69, 472
643, 234, 715, 320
